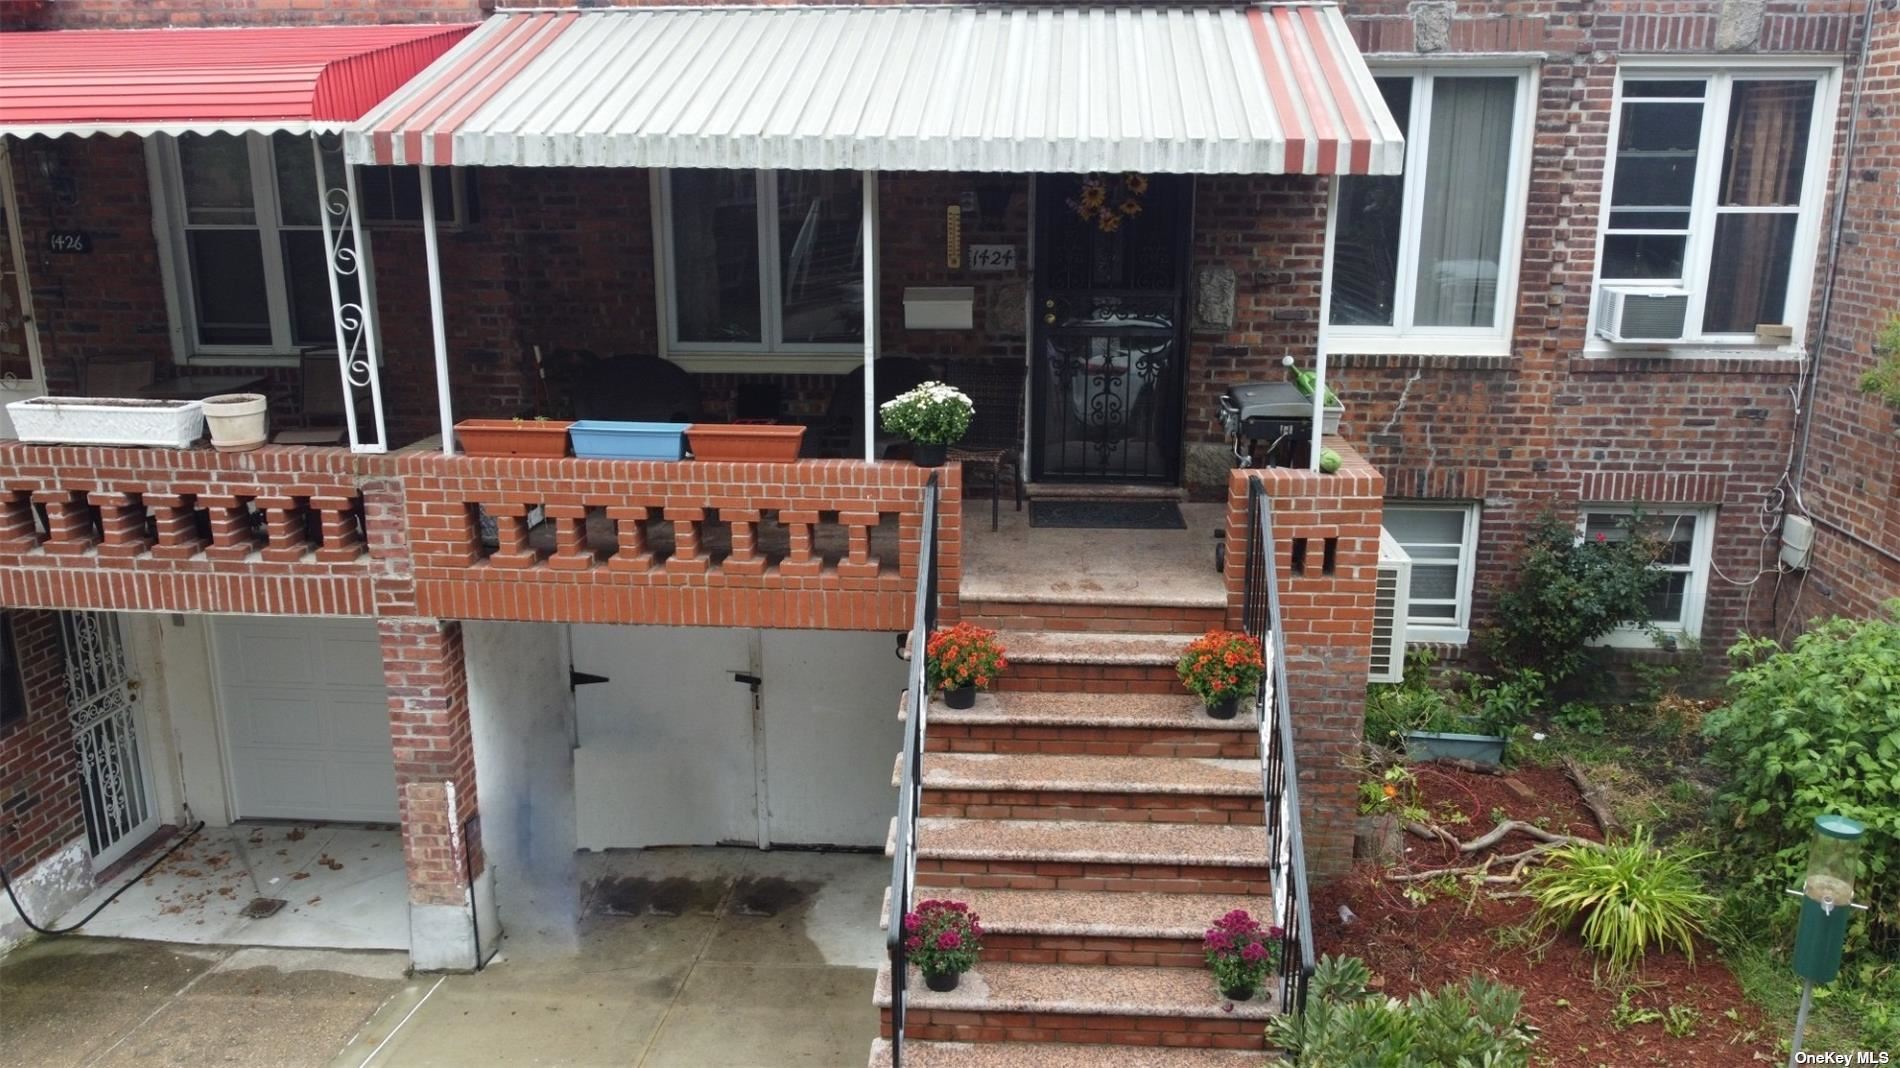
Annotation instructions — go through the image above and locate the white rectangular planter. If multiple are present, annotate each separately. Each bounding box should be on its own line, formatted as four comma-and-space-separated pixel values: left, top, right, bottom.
7, 396, 205, 449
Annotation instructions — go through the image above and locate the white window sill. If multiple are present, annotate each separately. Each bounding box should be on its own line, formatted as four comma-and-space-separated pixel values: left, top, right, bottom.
1406, 626, 1470, 646
665, 352, 867, 375
1590, 628, 1697, 651
1580, 344, 1804, 362
178, 352, 305, 368
1327, 335, 1512, 358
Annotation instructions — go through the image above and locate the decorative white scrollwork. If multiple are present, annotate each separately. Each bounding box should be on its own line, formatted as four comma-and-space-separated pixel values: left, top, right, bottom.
325, 187, 375, 391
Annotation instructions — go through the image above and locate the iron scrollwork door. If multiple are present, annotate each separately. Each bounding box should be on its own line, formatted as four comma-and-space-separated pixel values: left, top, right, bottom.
60, 612, 158, 868
1031, 173, 1191, 483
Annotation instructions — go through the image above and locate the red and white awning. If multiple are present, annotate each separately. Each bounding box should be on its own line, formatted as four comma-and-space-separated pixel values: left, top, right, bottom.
0, 24, 476, 138
350, 3, 1403, 175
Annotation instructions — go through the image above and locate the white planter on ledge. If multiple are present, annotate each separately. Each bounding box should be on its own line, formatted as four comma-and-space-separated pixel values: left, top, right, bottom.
201, 393, 268, 452
6, 396, 205, 449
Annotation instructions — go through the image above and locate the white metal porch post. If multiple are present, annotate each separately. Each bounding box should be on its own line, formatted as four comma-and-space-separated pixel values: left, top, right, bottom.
862, 170, 878, 464
419, 166, 456, 456
311, 132, 389, 453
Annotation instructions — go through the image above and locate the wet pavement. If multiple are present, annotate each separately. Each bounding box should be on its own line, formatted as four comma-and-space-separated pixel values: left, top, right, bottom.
2, 848, 886, 1067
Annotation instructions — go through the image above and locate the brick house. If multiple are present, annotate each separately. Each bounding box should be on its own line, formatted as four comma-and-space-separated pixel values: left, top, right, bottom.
1, 0, 1894, 1061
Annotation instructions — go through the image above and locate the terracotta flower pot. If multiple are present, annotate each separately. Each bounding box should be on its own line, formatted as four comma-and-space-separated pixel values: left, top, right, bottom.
455, 419, 573, 458
686, 423, 806, 462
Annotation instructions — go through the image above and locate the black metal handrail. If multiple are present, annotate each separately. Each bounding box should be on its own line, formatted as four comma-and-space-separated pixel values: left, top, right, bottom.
1243, 478, 1318, 1018
886, 473, 940, 1068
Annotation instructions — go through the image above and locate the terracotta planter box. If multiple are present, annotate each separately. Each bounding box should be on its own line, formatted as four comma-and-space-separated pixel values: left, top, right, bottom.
687, 423, 806, 463
455, 419, 573, 458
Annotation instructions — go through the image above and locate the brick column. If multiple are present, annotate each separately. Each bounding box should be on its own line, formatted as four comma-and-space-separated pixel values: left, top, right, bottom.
1225, 440, 1384, 881
378, 617, 495, 970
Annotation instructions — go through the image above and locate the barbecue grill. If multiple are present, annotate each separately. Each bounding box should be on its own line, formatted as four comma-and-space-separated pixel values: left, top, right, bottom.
1217, 380, 1343, 468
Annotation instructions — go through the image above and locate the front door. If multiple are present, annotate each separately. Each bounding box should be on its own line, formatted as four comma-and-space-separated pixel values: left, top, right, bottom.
60, 612, 159, 868
1031, 173, 1191, 483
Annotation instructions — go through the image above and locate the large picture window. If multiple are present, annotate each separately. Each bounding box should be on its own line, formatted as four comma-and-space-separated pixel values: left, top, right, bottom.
1592, 68, 1835, 348
1326, 68, 1534, 353
658, 170, 865, 369
156, 132, 463, 359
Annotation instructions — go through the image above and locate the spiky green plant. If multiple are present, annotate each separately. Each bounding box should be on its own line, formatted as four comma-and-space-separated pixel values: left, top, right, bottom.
1525, 827, 1716, 980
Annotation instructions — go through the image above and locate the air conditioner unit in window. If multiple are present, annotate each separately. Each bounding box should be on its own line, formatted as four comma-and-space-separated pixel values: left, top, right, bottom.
1595, 285, 1691, 344
1370, 530, 1411, 685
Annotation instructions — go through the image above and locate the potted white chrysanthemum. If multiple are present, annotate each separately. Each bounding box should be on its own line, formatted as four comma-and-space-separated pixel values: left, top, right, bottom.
878, 382, 973, 468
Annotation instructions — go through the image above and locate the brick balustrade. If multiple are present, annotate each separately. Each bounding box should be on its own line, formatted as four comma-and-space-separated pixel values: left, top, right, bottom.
0, 443, 374, 615
0, 442, 962, 630
391, 453, 961, 630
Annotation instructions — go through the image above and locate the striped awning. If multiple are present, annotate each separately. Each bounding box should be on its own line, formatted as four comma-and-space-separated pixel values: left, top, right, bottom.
348, 4, 1403, 175
0, 24, 476, 139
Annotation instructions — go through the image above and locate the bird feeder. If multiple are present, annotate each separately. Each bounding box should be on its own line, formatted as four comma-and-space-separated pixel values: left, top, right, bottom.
1793, 814, 1864, 984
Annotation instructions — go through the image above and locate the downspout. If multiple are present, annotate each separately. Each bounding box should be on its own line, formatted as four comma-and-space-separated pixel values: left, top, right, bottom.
1789, 0, 1879, 510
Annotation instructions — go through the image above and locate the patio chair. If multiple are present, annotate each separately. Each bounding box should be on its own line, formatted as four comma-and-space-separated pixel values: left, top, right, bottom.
941, 358, 1025, 531
805, 356, 934, 459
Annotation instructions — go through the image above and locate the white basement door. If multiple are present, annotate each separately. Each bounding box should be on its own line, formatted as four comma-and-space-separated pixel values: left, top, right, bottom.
213, 618, 399, 823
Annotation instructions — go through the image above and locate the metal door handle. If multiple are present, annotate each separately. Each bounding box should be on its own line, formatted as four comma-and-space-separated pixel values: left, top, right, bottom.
1043, 313, 1056, 324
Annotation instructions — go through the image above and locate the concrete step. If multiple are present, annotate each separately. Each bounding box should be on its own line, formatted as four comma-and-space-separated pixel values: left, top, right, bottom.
992, 630, 1192, 694
912, 752, 1264, 824
869, 1038, 1267, 1067
1023, 483, 1188, 501
906, 690, 1258, 759
880, 886, 1258, 967
963, 597, 1226, 636
890, 817, 1272, 895
874, 961, 1274, 1048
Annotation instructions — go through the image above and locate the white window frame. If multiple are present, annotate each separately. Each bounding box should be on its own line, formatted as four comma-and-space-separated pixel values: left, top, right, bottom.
652, 169, 869, 374
1585, 58, 1841, 358
150, 132, 465, 364
1578, 505, 1717, 648
1386, 501, 1481, 645
1320, 63, 1539, 357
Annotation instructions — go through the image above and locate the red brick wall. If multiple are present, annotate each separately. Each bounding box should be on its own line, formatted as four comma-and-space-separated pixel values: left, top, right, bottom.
0, 610, 84, 877
1224, 442, 1385, 880
378, 618, 481, 907
1785, 6, 1900, 626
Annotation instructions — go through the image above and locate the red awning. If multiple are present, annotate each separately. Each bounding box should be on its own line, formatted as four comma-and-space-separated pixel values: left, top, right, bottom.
0, 24, 476, 138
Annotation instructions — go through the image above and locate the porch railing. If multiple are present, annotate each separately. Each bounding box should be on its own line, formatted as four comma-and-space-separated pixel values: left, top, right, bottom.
1241, 478, 1318, 1018
885, 472, 940, 1068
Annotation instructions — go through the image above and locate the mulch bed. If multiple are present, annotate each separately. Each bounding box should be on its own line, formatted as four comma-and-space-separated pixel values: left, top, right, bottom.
1311, 762, 1772, 1067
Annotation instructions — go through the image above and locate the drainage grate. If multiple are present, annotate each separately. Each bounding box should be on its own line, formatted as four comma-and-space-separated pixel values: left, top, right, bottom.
240, 897, 288, 920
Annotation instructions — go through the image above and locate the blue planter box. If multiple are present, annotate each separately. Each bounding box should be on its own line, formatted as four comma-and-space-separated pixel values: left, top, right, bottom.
568, 420, 689, 460
1403, 730, 1507, 767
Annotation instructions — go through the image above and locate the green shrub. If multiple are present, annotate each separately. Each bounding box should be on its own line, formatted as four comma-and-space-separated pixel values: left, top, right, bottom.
1701, 604, 1900, 952
1460, 668, 1546, 738
1365, 649, 1462, 746
1525, 827, 1716, 979
1860, 313, 1900, 409
1554, 701, 1606, 735
1486, 511, 1663, 683
1267, 954, 1538, 1066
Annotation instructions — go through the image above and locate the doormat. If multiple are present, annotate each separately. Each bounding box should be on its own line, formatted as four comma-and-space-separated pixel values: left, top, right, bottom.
1029, 500, 1186, 530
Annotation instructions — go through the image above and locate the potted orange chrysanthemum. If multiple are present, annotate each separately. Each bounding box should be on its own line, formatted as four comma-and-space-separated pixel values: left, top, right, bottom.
1176, 629, 1265, 720
924, 623, 1008, 709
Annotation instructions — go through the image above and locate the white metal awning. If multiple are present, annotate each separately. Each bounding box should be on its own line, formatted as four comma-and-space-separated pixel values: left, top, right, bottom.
347, 3, 1403, 175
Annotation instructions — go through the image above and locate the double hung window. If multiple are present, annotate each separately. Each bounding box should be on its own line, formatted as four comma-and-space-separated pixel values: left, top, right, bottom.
1326, 68, 1534, 353
156, 132, 461, 359
1594, 68, 1835, 348
659, 170, 865, 369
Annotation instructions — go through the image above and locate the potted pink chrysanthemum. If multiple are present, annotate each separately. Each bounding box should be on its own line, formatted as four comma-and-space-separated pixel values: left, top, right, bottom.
1203, 908, 1281, 1002
903, 898, 985, 992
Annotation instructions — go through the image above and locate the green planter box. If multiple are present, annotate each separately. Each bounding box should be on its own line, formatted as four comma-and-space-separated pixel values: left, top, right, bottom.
1403, 729, 1506, 767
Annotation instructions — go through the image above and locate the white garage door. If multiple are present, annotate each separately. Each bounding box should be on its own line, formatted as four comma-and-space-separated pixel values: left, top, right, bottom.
214, 618, 398, 823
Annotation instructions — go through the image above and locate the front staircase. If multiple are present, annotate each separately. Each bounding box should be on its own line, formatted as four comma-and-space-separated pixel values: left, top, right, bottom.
872, 591, 1280, 1066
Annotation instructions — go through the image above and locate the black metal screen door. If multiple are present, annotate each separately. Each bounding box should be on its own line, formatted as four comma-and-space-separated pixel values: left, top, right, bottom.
1030, 174, 1191, 482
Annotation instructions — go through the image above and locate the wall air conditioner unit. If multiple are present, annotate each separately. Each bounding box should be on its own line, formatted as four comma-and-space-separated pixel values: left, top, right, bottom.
1594, 285, 1691, 344
1370, 529, 1411, 685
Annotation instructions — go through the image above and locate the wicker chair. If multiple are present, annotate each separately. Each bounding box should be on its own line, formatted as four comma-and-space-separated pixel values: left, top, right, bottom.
942, 358, 1025, 531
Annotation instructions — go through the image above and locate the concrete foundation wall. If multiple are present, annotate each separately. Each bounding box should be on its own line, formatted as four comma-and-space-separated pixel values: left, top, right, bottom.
464, 621, 578, 949
0, 837, 90, 954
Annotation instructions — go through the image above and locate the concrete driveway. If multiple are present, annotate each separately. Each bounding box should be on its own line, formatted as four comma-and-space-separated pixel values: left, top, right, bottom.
2, 849, 885, 1068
